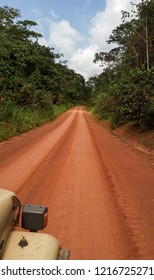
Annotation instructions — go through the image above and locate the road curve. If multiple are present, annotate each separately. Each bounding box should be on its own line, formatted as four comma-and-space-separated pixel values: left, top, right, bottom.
0, 107, 154, 259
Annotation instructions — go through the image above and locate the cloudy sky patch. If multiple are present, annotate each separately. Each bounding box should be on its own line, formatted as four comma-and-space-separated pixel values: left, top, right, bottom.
0, 0, 141, 79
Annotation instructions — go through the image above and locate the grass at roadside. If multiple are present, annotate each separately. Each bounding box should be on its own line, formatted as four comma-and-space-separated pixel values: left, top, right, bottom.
88, 107, 154, 151
0, 103, 71, 141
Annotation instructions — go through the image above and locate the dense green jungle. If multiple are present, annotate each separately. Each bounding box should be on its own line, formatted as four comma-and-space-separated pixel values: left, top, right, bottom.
0, 0, 153, 141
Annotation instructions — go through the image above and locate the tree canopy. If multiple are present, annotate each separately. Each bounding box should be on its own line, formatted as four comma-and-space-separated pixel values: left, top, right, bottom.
89, 0, 154, 128
0, 5, 87, 112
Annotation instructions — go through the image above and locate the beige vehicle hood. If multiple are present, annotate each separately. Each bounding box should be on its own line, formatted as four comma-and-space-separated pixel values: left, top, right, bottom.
1, 231, 60, 260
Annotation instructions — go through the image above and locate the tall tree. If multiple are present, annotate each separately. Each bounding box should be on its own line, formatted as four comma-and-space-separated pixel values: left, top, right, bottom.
91, 0, 154, 127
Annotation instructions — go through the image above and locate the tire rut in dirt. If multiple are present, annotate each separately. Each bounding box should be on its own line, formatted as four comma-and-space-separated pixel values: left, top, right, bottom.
16, 113, 80, 203
84, 111, 141, 259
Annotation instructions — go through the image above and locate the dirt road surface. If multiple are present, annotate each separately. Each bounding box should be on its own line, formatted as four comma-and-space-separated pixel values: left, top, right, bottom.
0, 107, 154, 259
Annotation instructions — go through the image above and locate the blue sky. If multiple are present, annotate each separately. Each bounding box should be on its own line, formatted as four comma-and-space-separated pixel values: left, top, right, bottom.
0, 0, 105, 33
0, 0, 140, 79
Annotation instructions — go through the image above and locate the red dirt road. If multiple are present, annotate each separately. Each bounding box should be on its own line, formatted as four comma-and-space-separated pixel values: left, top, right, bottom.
0, 107, 154, 259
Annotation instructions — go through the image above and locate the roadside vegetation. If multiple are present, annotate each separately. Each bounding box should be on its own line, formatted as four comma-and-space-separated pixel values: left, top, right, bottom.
87, 0, 154, 129
0, 102, 70, 140
0, 1, 153, 142
0, 6, 88, 141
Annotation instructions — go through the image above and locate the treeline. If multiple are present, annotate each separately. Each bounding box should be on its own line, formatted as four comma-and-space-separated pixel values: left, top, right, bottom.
0, 6, 87, 139
87, 0, 154, 128
0, 2, 153, 140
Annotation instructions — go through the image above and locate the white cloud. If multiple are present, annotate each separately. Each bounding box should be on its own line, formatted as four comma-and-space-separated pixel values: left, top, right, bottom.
48, 20, 84, 57
69, 45, 102, 80
38, 19, 84, 58
90, 0, 140, 51
38, 0, 140, 80
38, 36, 48, 47
72, 0, 140, 79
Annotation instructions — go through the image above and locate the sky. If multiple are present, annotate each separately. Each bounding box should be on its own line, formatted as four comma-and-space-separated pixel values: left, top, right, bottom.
0, 0, 141, 80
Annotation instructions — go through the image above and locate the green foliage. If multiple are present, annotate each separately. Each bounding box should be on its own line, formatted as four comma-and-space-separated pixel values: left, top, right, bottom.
90, 0, 154, 128
52, 104, 72, 118
0, 101, 72, 141
0, 5, 87, 140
